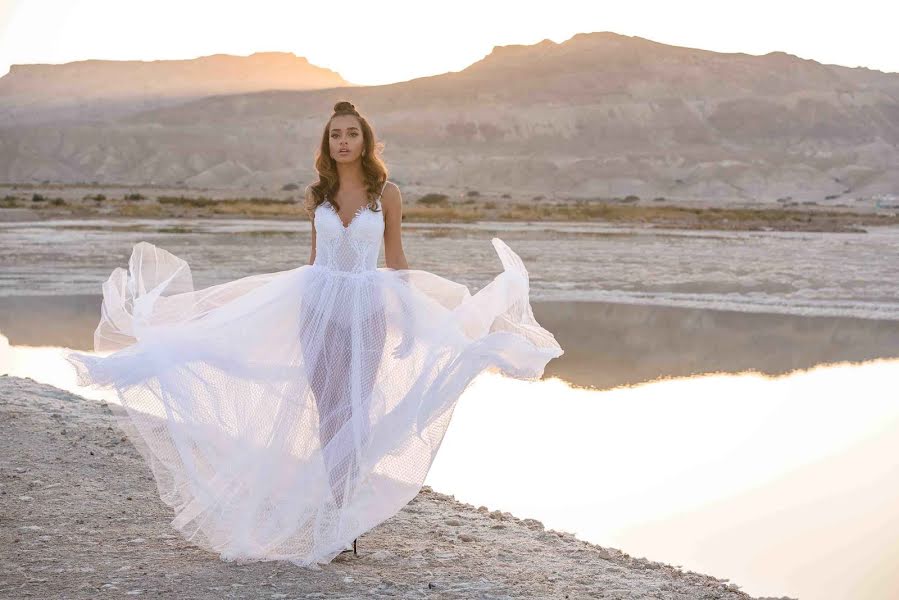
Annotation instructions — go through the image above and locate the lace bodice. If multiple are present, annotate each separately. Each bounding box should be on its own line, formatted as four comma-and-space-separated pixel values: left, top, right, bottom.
312, 182, 387, 273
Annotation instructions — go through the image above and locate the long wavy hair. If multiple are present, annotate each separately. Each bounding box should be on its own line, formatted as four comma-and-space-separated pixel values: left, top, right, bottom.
304, 100, 388, 219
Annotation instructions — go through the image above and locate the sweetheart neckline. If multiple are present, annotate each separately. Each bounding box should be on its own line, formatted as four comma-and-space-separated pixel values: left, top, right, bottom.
320, 201, 379, 231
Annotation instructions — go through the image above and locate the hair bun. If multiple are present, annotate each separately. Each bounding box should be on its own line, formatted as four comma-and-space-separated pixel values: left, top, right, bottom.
333, 101, 358, 114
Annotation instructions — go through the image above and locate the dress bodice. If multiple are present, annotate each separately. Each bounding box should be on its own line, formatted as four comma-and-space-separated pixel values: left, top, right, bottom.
313, 192, 385, 274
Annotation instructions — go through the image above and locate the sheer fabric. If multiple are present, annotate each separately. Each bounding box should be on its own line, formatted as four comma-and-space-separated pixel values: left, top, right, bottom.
64, 182, 564, 568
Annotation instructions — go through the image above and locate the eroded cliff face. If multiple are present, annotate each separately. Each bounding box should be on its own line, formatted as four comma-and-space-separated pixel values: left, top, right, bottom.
2, 32, 897, 204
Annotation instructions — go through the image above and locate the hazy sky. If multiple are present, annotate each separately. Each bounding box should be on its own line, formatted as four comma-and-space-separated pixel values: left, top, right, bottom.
1, 0, 896, 85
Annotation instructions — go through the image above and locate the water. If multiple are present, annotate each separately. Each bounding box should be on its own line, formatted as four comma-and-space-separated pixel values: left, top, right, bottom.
426, 362, 899, 600
7, 340, 897, 600
2, 216, 899, 598
2, 217, 898, 320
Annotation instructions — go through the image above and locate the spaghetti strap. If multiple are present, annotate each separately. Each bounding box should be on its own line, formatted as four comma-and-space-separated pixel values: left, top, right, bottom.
378, 180, 388, 199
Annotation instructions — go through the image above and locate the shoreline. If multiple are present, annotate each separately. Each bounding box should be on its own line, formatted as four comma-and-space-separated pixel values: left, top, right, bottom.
0, 375, 792, 599
3, 183, 898, 233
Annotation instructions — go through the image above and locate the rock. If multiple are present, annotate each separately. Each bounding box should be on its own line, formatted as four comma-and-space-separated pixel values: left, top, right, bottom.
458, 533, 476, 542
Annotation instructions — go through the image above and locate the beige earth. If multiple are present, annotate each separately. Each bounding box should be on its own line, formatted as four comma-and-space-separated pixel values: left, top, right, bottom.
0, 375, 794, 599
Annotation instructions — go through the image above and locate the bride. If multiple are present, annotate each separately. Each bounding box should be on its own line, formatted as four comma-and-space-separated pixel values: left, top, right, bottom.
65, 100, 564, 568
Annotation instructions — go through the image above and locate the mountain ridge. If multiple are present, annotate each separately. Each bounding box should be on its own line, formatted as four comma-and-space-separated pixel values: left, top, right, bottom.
1, 31, 897, 204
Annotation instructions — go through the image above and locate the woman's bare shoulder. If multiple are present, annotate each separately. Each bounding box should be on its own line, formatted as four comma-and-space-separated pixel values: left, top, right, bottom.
381, 181, 402, 209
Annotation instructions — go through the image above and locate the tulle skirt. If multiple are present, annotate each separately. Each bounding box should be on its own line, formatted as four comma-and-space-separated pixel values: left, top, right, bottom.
64, 238, 563, 568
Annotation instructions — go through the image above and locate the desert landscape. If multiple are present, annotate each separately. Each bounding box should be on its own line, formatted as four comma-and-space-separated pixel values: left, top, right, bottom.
2, 21, 898, 600
2, 33, 898, 209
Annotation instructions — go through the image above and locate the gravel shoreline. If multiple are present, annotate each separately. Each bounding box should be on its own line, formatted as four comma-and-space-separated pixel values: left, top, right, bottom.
3, 189, 898, 233
0, 375, 794, 599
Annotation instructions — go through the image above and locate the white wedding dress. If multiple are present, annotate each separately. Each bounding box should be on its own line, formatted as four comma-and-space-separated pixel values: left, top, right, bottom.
64, 181, 564, 568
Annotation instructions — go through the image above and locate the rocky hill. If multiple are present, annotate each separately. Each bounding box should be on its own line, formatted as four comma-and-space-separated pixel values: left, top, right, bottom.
0, 51, 352, 126
1, 32, 897, 205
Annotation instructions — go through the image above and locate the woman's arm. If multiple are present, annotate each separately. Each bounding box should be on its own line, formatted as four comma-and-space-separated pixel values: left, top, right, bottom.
382, 182, 409, 270
305, 185, 316, 266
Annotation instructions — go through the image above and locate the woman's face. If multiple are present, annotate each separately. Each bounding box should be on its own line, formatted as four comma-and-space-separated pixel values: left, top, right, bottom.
329, 114, 365, 163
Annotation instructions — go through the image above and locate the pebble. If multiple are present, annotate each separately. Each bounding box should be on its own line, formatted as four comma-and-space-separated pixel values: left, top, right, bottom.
366, 549, 393, 561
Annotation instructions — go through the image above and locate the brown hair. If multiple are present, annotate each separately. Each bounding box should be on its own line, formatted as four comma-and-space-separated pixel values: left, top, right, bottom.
304, 100, 388, 218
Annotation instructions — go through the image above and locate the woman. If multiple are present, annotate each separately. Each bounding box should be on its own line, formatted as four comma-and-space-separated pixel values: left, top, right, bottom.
65, 100, 564, 568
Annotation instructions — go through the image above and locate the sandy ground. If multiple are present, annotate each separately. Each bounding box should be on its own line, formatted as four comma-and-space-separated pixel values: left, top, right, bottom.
0, 375, 795, 599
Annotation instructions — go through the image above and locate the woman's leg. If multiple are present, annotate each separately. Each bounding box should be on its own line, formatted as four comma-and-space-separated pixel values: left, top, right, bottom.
300, 293, 388, 510
344, 305, 387, 499
301, 301, 355, 509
